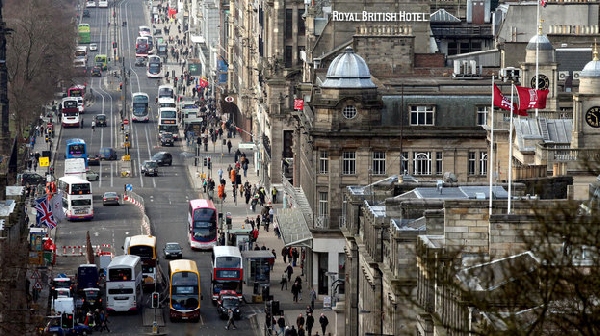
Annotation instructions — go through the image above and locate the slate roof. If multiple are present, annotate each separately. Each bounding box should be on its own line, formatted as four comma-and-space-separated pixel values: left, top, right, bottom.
514, 117, 572, 152
395, 186, 508, 200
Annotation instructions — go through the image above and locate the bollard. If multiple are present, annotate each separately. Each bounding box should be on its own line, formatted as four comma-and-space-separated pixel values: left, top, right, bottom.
63, 246, 66, 255
152, 321, 158, 334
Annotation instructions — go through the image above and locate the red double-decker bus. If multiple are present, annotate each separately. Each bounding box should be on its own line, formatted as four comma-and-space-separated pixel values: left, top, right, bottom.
187, 199, 218, 250
210, 246, 243, 301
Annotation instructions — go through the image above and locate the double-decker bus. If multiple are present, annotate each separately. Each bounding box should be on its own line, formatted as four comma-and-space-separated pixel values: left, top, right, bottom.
168, 259, 201, 322
78, 24, 91, 44
135, 36, 149, 57
105, 255, 143, 313
61, 98, 81, 128
57, 176, 94, 220
157, 97, 176, 109
138, 25, 152, 37
131, 92, 150, 122
187, 199, 218, 250
210, 246, 243, 301
65, 138, 88, 168
67, 84, 86, 98
157, 84, 175, 100
147, 55, 162, 78
124, 235, 157, 291
158, 107, 179, 139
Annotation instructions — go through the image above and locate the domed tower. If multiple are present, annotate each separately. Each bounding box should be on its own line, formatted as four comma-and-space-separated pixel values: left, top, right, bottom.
313, 47, 382, 131
572, 46, 600, 149
520, 26, 558, 112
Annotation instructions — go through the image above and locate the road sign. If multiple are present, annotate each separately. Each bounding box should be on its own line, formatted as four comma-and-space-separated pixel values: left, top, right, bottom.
34, 282, 43, 290
39, 157, 50, 167
126, 184, 133, 191
31, 270, 41, 280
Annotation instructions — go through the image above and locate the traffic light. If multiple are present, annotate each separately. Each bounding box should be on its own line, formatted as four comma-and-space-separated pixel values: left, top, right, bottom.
112, 42, 117, 49
203, 157, 208, 167
124, 132, 130, 142
207, 157, 212, 170
152, 292, 160, 308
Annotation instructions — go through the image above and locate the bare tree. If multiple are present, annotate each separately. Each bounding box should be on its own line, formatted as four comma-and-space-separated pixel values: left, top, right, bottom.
4, 0, 77, 140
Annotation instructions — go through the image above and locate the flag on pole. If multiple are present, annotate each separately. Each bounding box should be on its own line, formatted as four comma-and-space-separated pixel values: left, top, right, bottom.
35, 196, 58, 230
493, 84, 528, 116
515, 86, 549, 110
540, 0, 547, 7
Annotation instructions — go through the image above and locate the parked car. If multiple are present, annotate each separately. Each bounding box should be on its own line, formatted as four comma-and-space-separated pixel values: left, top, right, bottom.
82, 9, 90, 18
86, 0, 96, 7
91, 66, 102, 77
141, 160, 158, 176
216, 290, 241, 320
159, 132, 174, 146
102, 191, 120, 206
98, 147, 117, 160
163, 242, 182, 259
18, 172, 46, 186
94, 114, 107, 127
151, 152, 173, 166
135, 57, 146, 67
86, 171, 99, 181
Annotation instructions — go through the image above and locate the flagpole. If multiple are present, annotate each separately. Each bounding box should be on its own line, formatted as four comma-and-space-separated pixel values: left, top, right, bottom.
489, 76, 495, 216
508, 82, 515, 214
535, 0, 541, 118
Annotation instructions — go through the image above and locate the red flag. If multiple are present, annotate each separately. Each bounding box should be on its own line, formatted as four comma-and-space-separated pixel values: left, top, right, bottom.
515, 85, 549, 110
540, 0, 547, 7
493, 84, 527, 115
293, 99, 304, 110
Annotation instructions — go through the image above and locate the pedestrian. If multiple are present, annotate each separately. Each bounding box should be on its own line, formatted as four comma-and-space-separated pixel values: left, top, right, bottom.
281, 273, 288, 290
297, 325, 306, 336
91, 120, 96, 131
286, 263, 294, 282
256, 214, 261, 230
272, 248, 277, 259
225, 309, 237, 330
272, 187, 278, 203
217, 167, 223, 181
277, 315, 286, 335
227, 139, 232, 153
292, 248, 299, 267
274, 222, 281, 239
296, 313, 305, 330
99, 309, 110, 332
306, 312, 314, 336
291, 281, 299, 303
319, 313, 329, 336
282, 246, 288, 263
310, 287, 317, 311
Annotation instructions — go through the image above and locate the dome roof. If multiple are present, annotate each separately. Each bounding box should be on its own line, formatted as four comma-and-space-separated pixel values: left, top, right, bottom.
321, 47, 377, 89
581, 49, 600, 78
526, 34, 553, 51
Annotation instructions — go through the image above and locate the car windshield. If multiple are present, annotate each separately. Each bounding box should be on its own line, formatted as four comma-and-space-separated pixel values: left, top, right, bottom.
221, 298, 239, 309
96, 115, 105, 120
144, 161, 158, 168
162, 133, 173, 138
166, 243, 180, 250
104, 192, 117, 198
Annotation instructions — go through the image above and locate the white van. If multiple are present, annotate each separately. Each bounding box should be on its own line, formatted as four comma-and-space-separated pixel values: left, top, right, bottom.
75, 46, 88, 62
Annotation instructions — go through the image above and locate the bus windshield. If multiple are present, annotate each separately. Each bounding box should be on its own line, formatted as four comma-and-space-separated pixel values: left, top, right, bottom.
160, 110, 177, 119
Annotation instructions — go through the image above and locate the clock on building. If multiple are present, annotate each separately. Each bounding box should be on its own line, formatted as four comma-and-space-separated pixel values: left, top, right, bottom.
585, 106, 600, 128
530, 74, 550, 90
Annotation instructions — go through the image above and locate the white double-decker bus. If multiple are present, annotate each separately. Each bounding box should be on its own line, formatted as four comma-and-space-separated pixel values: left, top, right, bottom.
147, 55, 162, 78
105, 255, 143, 313
61, 97, 81, 128
57, 176, 93, 221
131, 92, 150, 122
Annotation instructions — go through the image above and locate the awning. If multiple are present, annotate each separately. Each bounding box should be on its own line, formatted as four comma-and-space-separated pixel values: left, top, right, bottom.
275, 207, 313, 248
190, 34, 205, 44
